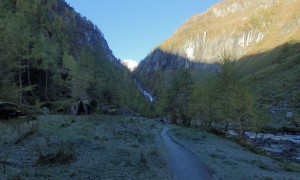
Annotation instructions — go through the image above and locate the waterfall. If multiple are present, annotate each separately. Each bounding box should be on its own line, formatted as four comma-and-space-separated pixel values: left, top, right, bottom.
134, 79, 154, 103
142, 90, 154, 103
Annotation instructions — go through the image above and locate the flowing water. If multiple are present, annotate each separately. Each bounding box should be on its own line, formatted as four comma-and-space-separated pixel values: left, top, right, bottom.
134, 79, 154, 103
227, 130, 300, 162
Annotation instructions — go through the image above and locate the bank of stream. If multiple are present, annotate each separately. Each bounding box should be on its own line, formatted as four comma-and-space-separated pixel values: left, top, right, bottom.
168, 126, 300, 179
227, 130, 300, 162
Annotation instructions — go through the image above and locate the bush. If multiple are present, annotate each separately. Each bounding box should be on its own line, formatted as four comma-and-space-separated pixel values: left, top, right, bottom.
37, 138, 76, 165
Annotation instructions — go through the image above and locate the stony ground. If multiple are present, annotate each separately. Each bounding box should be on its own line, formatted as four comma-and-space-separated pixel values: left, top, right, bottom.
168, 126, 300, 180
0, 115, 172, 179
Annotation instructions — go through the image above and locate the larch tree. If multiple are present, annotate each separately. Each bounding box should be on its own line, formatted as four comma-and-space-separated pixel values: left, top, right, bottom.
167, 69, 193, 126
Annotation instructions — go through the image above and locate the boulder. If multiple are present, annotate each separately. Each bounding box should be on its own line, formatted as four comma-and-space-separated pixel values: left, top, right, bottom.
286, 112, 293, 118
71, 99, 98, 115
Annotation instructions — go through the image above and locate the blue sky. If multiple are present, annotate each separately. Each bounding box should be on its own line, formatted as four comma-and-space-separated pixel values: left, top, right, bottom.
65, 0, 220, 62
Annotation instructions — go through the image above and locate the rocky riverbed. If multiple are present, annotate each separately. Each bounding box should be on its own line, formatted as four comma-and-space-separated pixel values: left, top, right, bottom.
227, 130, 300, 163
169, 126, 300, 180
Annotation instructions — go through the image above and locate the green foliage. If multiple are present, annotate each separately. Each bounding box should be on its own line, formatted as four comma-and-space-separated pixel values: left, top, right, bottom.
0, 79, 19, 102
214, 54, 260, 133
165, 69, 193, 126
157, 53, 262, 132
191, 71, 218, 128
0, 0, 151, 115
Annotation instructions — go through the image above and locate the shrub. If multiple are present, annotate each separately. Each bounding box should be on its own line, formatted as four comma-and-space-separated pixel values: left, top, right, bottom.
37, 138, 76, 165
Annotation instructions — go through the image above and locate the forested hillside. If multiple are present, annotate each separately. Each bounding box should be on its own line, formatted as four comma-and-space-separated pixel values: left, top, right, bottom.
0, 0, 151, 115
135, 0, 300, 131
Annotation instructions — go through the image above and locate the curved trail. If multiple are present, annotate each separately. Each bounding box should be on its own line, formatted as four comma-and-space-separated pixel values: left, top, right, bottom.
161, 126, 212, 180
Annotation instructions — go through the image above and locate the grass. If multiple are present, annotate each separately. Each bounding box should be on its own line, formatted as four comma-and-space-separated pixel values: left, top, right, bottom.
37, 138, 76, 165
14, 122, 38, 144
280, 161, 300, 173
209, 153, 226, 159
0, 115, 171, 179
168, 125, 300, 180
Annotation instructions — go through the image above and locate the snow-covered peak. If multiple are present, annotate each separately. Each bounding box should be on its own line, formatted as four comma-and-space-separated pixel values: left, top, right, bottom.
122, 59, 138, 72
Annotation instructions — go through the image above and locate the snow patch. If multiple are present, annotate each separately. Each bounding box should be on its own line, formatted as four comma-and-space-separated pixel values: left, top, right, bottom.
122, 59, 138, 71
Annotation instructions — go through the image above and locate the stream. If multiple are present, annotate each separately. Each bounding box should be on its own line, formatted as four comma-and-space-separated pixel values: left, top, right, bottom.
161, 126, 212, 180
134, 79, 154, 103
227, 130, 300, 162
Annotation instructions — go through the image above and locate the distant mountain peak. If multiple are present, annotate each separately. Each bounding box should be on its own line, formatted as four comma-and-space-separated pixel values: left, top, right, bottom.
122, 59, 139, 71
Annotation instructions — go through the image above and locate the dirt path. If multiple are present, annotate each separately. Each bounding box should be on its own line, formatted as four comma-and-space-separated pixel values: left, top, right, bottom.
161, 126, 212, 180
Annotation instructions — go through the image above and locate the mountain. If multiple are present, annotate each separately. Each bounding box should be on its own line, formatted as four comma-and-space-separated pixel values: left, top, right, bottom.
0, 0, 151, 115
152, 0, 299, 64
122, 59, 138, 72
135, 0, 300, 125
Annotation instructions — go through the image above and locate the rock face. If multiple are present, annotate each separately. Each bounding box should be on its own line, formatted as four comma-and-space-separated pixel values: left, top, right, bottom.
159, 0, 300, 63
137, 0, 300, 71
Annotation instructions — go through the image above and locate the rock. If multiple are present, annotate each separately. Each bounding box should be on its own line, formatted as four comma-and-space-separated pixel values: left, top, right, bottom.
286, 112, 293, 118
70, 105, 77, 115
226, 130, 238, 138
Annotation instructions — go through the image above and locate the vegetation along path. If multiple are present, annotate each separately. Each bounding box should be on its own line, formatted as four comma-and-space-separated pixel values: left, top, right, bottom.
161, 126, 212, 180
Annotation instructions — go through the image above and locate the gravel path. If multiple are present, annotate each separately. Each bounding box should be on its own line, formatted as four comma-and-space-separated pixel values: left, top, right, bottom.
161, 126, 212, 180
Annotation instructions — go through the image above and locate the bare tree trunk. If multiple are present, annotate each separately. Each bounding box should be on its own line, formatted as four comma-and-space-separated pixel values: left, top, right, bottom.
27, 59, 35, 97
27, 60, 31, 87
225, 122, 229, 133
45, 69, 48, 101
18, 59, 23, 104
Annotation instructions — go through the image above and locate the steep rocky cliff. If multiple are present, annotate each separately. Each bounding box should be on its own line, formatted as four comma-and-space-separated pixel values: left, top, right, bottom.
136, 0, 299, 74
157, 0, 300, 64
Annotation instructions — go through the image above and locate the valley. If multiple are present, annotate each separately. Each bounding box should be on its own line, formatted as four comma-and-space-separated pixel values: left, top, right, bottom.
0, 0, 299, 179
1, 115, 299, 179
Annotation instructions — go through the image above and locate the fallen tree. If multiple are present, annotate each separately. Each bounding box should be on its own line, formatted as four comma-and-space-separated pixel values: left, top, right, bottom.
0, 101, 44, 120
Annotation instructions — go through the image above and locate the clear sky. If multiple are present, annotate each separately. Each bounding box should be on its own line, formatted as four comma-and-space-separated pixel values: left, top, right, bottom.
64, 0, 221, 62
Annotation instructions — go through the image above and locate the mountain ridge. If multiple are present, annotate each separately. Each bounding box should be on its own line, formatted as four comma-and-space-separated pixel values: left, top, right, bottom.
154, 0, 300, 64
135, 0, 300, 122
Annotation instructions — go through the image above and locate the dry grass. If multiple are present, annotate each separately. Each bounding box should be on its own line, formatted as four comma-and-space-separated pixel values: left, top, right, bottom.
169, 126, 300, 180
0, 115, 171, 179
